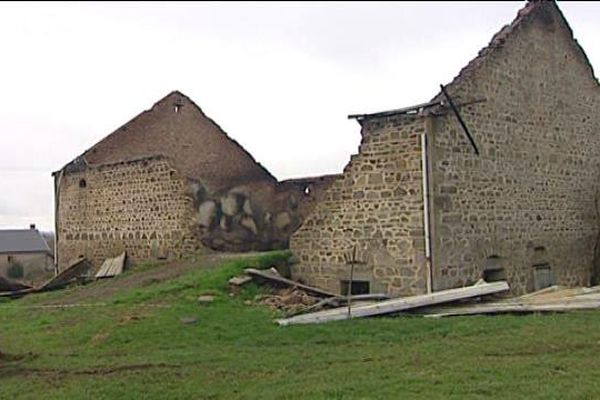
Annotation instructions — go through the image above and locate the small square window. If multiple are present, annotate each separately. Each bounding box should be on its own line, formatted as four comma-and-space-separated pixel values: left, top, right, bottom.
340, 280, 370, 296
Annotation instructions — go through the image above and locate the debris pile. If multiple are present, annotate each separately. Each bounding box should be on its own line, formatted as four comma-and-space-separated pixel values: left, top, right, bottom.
231, 266, 389, 317
0, 252, 127, 298
241, 272, 600, 326
277, 279, 510, 326
253, 287, 319, 315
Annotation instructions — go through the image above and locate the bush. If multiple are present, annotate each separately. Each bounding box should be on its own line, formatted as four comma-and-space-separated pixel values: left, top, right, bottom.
6, 262, 24, 279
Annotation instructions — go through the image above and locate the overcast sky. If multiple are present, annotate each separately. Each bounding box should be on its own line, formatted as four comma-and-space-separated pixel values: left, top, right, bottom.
1, 1, 598, 231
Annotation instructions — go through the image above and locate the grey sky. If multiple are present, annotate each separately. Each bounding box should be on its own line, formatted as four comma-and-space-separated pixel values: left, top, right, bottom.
1, 1, 598, 231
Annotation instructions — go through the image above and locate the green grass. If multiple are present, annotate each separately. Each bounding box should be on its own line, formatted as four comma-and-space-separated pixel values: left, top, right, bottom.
2, 251, 600, 399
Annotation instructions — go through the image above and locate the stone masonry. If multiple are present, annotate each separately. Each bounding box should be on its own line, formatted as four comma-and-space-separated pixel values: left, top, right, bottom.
56, 156, 199, 268
290, 1, 600, 296
428, 0, 600, 294
291, 115, 428, 297
54, 92, 337, 270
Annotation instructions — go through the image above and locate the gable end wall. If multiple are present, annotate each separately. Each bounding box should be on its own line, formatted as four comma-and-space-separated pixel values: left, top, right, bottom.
429, 4, 600, 293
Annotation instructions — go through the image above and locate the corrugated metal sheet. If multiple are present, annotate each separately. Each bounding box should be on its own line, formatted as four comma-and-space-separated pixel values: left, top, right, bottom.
95, 252, 126, 279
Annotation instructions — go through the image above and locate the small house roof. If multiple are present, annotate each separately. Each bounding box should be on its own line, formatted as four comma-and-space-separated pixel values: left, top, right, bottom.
0, 229, 52, 254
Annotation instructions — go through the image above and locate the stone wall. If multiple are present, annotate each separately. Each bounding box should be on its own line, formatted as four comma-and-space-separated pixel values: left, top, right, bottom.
56, 156, 200, 270
290, 1, 600, 296
56, 154, 337, 268
192, 177, 335, 252
290, 115, 428, 296
428, 2, 600, 294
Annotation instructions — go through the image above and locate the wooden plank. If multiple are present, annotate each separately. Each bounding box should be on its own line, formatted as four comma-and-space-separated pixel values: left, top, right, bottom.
511, 285, 564, 300
506, 286, 600, 304
95, 252, 126, 279
346, 293, 390, 302
417, 286, 600, 316
285, 294, 390, 318
277, 281, 509, 326
39, 257, 92, 291
0, 287, 37, 298
0, 277, 32, 292
424, 299, 600, 318
244, 268, 337, 297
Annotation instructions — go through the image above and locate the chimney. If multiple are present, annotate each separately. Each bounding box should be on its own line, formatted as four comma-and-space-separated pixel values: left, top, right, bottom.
30, 224, 36, 230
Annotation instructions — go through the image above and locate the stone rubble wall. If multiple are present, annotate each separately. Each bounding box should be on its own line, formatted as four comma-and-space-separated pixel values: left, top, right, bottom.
57, 156, 338, 268
56, 156, 200, 270
290, 115, 428, 296
191, 177, 337, 252
429, 6, 600, 294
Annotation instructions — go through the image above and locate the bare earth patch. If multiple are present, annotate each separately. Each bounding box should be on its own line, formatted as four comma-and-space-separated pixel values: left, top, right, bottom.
39, 252, 264, 306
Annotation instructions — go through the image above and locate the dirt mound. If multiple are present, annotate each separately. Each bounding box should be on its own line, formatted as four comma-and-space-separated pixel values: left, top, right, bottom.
39, 253, 240, 306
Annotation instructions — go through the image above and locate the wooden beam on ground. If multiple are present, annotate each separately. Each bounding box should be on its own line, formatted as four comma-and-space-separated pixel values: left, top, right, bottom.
423, 298, 600, 318
276, 281, 509, 326
0, 257, 92, 297
500, 286, 600, 305
39, 257, 93, 291
244, 268, 337, 298
285, 294, 390, 318
512, 285, 563, 300
0, 277, 32, 292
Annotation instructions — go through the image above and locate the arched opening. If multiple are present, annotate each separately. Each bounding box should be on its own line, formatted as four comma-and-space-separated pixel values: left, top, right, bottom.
79, 179, 87, 188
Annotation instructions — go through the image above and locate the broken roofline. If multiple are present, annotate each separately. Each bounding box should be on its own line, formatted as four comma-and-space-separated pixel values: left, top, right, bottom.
347, 97, 487, 121
349, 1, 599, 123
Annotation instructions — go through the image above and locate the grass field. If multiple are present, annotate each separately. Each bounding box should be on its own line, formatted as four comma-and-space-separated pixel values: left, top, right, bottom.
2, 251, 600, 399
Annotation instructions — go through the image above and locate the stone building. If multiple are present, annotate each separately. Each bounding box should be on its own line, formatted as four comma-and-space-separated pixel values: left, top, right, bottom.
0, 225, 54, 284
290, 1, 600, 296
53, 92, 338, 270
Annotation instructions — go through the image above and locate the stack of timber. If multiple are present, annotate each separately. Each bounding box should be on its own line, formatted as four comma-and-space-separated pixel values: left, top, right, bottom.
244, 268, 338, 297
242, 264, 600, 325
277, 280, 510, 326
419, 285, 600, 318
240, 267, 389, 316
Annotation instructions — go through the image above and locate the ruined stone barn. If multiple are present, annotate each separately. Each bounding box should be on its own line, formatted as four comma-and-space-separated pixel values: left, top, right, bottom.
53, 91, 338, 270
290, 1, 600, 296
